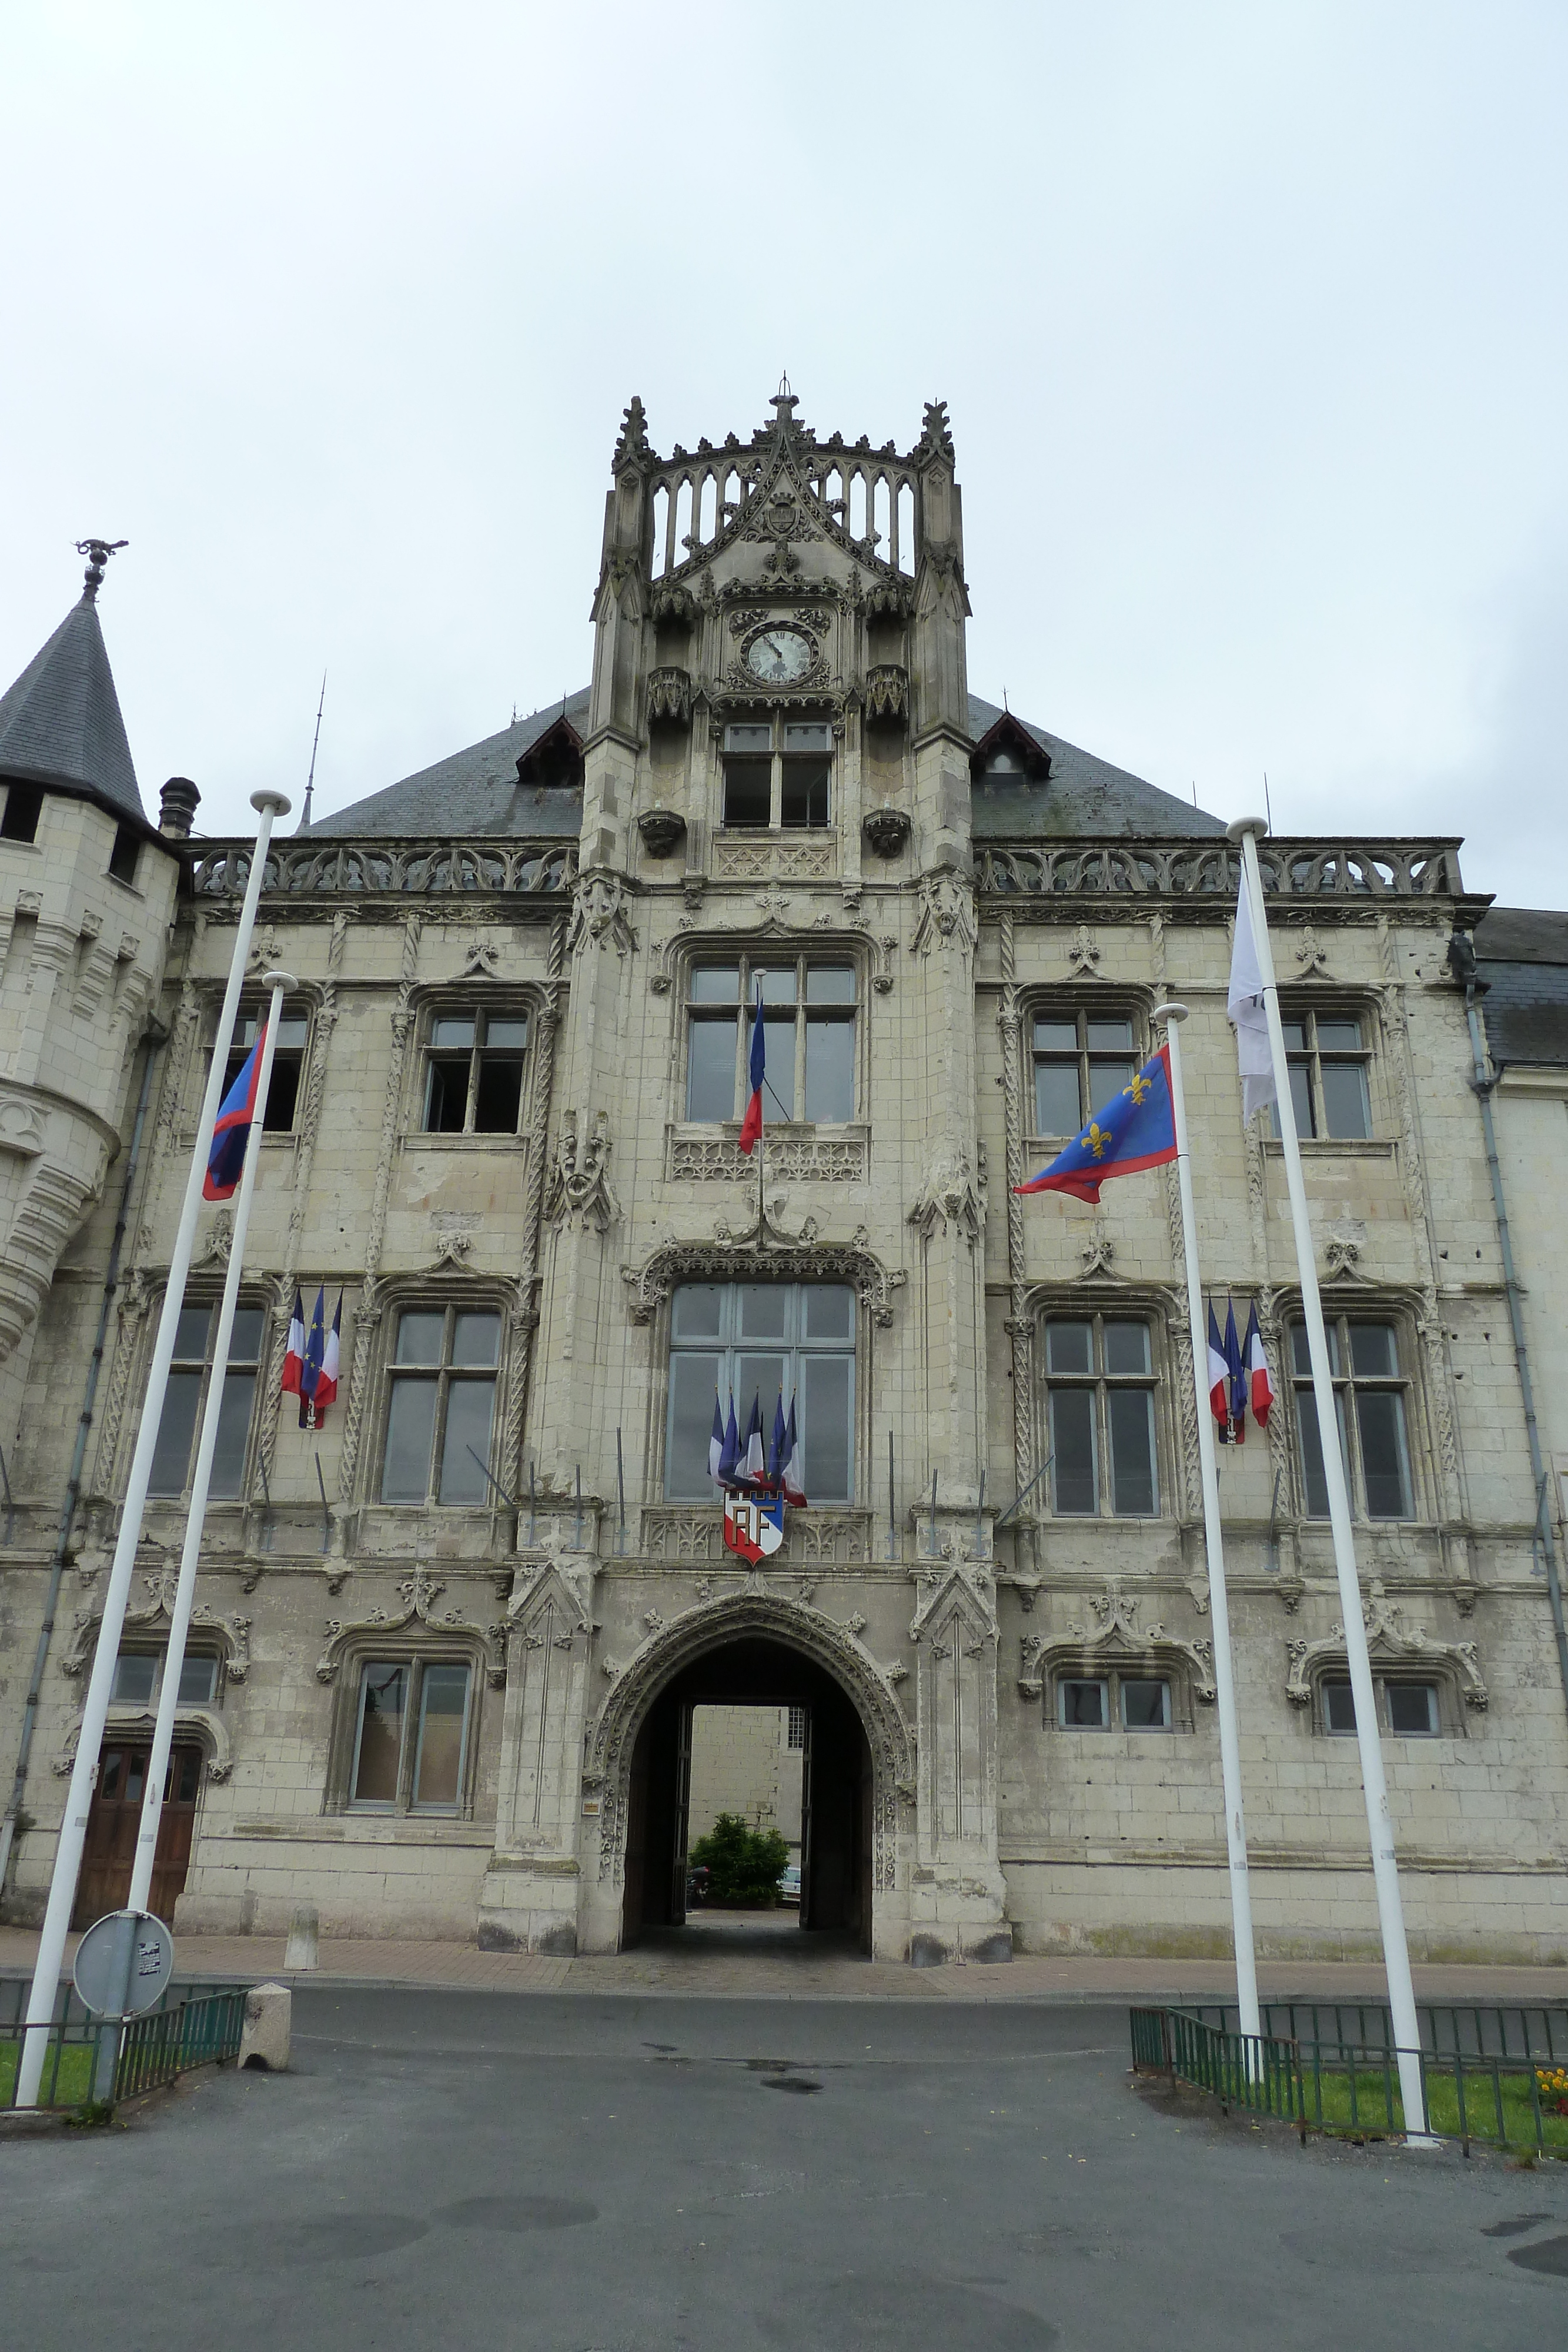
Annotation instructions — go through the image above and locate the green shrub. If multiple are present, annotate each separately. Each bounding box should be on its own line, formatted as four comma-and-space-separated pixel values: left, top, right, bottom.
690, 1813, 791, 1906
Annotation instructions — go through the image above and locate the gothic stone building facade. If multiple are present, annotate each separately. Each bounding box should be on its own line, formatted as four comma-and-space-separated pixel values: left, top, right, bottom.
2, 393, 1566, 1963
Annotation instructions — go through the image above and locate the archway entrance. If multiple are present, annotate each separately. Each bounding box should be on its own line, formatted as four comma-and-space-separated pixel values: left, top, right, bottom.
621, 1637, 872, 1953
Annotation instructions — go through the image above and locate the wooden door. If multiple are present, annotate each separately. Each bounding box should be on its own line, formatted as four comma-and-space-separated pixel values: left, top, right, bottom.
73, 1743, 202, 1930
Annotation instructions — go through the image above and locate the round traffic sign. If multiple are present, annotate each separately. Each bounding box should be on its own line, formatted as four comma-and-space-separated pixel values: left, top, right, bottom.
72, 1910, 175, 2018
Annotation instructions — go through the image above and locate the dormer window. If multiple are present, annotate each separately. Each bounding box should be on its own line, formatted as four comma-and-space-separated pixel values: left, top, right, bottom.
970, 712, 1051, 789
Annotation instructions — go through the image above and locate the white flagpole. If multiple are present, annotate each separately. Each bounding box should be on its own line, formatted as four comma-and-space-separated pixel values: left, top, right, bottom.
16, 791, 289, 2106
1228, 816, 1433, 2143
1154, 1003, 1261, 2043
126, 970, 295, 1917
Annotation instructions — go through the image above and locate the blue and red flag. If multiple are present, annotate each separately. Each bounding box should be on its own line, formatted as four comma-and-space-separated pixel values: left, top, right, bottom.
1207, 1302, 1232, 1442
1014, 1047, 1178, 1203
738, 978, 766, 1156
203, 1022, 269, 1200
298, 1284, 327, 1428
1243, 1301, 1275, 1429
1223, 1296, 1247, 1445
280, 1290, 306, 1398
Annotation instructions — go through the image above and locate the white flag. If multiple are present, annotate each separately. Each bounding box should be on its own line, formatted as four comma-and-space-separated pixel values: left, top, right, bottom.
1228, 876, 1277, 1125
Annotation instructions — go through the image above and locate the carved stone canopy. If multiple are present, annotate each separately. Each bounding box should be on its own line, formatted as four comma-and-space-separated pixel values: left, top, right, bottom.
623, 1232, 905, 1327
862, 806, 911, 860
637, 807, 687, 858
1017, 1586, 1215, 1705
1285, 1579, 1487, 1711
63, 1568, 251, 1685
315, 1563, 507, 1689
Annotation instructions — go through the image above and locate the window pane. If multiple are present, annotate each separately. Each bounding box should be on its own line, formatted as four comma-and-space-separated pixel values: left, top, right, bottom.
1290, 1321, 1341, 1376
413, 1665, 470, 1807
173, 1305, 211, 1362
1059, 1679, 1106, 1728
1320, 1061, 1371, 1140
1104, 1321, 1151, 1377
780, 760, 830, 827
1356, 1389, 1412, 1518
723, 758, 771, 826
1323, 1681, 1357, 1734
424, 1059, 470, 1132
760, 1011, 795, 1115
803, 1285, 854, 1341
1315, 1019, 1362, 1051
1288, 1062, 1315, 1138
740, 1287, 789, 1339
177, 1654, 218, 1705
148, 1369, 202, 1495
209, 1368, 256, 1498
1085, 1020, 1134, 1051
672, 1285, 723, 1341
438, 1378, 497, 1504
484, 1017, 529, 1050
1108, 1389, 1157, 1516
1280, 1019, 1309, 1052
1087, 1058, 1136, 1109
1121, 1678, 1171, 1729
687, 1015, 737, 1120
230, 1308, 265, 1364
801, 1353, 852, 1504
472, 1057, 523, 1132
382, 1377, 439, 1501
1049, 1389, 1097, 1513
689, 965, 740, 1003
353, 1664, 407, 1803
1034, 1019, 1077, 1052
667, 1352, 724, 1499
805, 963, 855, 1005
1296, 1388, 1349, 1519
1034, 1061, 1082, 1135
804, 1016, 854, 1121
396, 1311, 446, 1365
113, 1653, 158, 1706
431, 1017, 476, 1048
1386, 1682, 1438, 1735
726, 724, 771, 752
757, 967, 798, 1004
784, 723, 831, 751
1349, 1323, 1398, 1377
262, 1058, 300, 1132
452, 1312, 500, 1368
1046, 1321, 1093, 1375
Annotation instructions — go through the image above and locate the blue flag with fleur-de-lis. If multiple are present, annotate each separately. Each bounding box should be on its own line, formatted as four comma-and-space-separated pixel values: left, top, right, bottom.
1014, 1046, 1179, 1204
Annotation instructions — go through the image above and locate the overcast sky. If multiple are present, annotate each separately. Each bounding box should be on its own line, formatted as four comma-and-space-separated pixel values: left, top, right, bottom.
4, 2, 1564, 906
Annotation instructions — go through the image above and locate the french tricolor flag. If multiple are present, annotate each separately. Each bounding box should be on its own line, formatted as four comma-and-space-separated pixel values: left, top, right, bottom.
203, 1022, 268, 1200
1243, 1300, 1275, 1429
280, 1289, 306, 1397
1207, 1302, 1232, 1443
781, 1397, 806, 1508
738, 977, 765, 1156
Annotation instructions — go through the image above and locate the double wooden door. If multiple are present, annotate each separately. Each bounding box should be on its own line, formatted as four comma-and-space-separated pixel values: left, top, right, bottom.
72, 1743, 202, 1929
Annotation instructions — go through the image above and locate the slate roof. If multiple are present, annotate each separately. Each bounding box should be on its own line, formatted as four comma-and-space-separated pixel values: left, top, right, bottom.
307, 690, 592, 838
1474, 906, 1568, 1068
966, 696, 1226, 840
308, 683, 1225, 844
0, 594, 146, 826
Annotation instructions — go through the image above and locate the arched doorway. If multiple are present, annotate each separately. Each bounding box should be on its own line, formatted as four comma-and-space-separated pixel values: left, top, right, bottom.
579, 1591, 914, 1960
623, 1636, 872, 1950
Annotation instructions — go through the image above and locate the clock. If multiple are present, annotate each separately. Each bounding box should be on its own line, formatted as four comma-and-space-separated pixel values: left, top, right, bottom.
744, 626, 813, 684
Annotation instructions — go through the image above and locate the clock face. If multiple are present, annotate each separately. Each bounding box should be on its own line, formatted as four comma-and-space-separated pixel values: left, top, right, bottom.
745, 626, 813, 684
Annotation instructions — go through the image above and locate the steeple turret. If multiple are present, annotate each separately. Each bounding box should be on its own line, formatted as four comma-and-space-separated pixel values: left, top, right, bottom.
0, 541, 146, 828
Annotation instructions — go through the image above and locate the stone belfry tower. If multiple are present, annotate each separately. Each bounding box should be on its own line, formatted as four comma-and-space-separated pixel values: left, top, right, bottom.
520, 385, 1005, 1963
0, 549, 180, 1455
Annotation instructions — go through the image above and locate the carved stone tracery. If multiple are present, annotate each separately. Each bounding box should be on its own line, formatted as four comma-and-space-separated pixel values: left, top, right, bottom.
1284, 1580, 1487, 1710
315, 1562, 508, 1688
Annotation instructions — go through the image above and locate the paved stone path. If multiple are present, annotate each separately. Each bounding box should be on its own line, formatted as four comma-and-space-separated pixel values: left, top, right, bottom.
4, 1912, 1567, 2003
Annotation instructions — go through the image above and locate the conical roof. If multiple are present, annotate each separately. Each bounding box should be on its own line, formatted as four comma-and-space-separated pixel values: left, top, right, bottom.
0, 592, 146, 826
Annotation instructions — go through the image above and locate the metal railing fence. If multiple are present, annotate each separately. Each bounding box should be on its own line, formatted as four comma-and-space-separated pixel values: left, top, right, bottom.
1, 1981, 248, 2112
1131, 2005, 1568, 2157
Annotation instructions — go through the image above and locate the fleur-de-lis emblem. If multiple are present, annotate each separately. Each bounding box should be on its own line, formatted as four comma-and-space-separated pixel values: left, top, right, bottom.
1123, 1071, 1152, 1106
1085, 1121, 1112, 1160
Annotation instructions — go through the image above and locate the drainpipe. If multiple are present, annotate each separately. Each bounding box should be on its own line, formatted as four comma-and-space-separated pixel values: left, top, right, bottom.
1448, 933, 1568, 1725
0, 1026, 163, 1901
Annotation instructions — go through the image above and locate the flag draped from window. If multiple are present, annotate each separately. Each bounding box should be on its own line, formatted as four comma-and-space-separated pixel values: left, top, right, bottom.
1223, 1296, 1246, 1445
1014, 1047, 1178, 1203
738, 977, 765, 1155
281, 1290, 306, 1396
1243, 1300, 1275, 1428
204, 1022, 268, 1201
1207, 1302, 1232, 1442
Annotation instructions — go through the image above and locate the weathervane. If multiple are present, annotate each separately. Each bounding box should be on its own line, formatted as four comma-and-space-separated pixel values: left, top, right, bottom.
769, 372, 798, 424
75, 539, 128, 602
